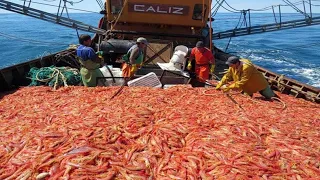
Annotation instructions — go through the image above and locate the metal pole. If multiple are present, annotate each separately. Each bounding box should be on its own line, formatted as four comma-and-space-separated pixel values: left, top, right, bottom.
60, 6, 65, 17
272, 6, 277, 24
248, 9, 251, 27
309, 0, 312, 18
65, 4, 79, 38
98, 35, 101, 51
57, 0, 62, 17
303, 1, 306, 17
243, 11, 247, 27
279, 5, 282, 27
209, 0, 213, 51
159, 70, 166, 88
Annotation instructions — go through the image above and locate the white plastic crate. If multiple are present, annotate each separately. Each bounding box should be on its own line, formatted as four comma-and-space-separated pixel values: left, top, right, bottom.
127, 72, 162, 88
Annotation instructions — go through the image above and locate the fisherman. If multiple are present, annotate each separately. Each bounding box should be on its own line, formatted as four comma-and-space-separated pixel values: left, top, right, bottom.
216, 56, 277, 99
187, 41, 215, 83
76, 34, 105, 87
121, 37, 148, 80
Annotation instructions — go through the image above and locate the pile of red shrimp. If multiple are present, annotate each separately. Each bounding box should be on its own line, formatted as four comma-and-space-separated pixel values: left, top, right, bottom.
0, 86, 319, 179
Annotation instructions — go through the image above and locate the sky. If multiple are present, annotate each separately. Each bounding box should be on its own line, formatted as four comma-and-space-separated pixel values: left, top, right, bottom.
216, 0, 320, 13
0, 0, 319, 14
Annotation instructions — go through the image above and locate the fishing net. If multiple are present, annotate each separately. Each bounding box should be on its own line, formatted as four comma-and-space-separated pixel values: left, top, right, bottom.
27, 66, 81, 89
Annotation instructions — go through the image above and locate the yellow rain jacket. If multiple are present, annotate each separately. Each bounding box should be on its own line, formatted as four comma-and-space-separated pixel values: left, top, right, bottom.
219, 59, 268, 95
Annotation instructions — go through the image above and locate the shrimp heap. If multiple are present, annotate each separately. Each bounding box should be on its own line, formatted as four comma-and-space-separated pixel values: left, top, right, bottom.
0, 86, 319, 179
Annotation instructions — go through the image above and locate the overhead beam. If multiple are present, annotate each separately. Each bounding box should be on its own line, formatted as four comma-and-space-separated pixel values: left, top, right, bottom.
212, 16, 320, 40
0, 0, 107, 35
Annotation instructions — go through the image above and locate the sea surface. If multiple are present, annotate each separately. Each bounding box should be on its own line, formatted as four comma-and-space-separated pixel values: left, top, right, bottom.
0, 13, 319, 87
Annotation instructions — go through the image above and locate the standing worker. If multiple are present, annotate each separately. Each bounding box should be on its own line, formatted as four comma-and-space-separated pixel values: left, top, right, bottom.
122, 37, 148, 80
216, 56, 277, 99
76, 34, 105, 87
187, 41, 215, 83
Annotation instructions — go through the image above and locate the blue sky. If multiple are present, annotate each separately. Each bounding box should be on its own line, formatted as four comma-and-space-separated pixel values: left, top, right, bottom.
0, 0, 319, 13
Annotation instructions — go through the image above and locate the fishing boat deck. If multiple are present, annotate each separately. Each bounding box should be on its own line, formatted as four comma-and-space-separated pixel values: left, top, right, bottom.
0, 49, 319, 103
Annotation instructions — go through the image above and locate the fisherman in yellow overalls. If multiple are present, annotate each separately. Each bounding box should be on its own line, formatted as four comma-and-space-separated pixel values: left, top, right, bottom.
76, 34, 104, 87
216, 56, 277, 99
121, 37, 148, 80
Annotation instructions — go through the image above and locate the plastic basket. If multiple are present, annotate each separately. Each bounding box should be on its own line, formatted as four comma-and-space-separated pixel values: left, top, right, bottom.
127, 72, 162, 88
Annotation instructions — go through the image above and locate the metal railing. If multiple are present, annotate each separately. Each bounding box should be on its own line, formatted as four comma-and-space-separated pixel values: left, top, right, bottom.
0, 0, 107, 35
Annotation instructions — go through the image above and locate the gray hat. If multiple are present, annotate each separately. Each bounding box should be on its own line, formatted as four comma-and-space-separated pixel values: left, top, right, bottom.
137, 37, 148, 44
196, 41, 204, 48
226, 56, 240, 65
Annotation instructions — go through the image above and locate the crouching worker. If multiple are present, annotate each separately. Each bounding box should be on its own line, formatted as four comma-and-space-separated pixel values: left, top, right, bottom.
216, 56, 277, 99
76, 34, 105, 87
122, 37, 148, 80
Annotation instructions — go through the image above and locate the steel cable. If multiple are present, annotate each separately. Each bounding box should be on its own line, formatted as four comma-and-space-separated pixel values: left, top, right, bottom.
0, 31, 70, 46
224, 12, 244, 52
212, 0, 226, 17
227, 42, 320, 55
11, 0, 100, 13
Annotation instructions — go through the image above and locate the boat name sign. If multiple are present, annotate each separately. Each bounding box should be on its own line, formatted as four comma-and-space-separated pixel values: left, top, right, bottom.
128, 3, 189, 15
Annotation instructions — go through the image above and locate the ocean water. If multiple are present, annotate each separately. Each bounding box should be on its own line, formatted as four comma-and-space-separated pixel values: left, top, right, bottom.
0, 13, 319, 87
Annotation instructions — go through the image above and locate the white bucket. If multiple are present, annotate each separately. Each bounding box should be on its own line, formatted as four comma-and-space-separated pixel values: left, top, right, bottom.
173, 45, 188, 70
157, 45, 189, 71
174, 45, 189, 55
170, 51, 187, 70
170, 50, 186, 63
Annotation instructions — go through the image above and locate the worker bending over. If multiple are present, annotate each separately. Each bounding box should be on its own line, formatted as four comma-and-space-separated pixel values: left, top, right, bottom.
216, 56, 277, 99
122, 37, 148, 80
187, 41, 215, 82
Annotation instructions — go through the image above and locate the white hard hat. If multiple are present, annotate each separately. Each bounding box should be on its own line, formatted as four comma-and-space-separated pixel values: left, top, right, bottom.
137, 37, 148, 44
